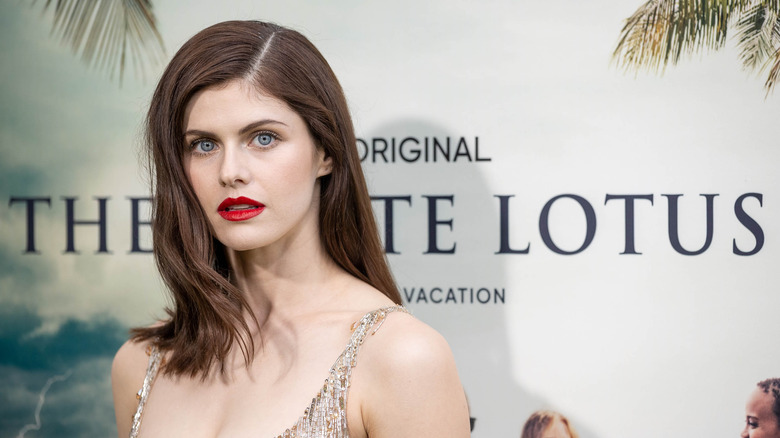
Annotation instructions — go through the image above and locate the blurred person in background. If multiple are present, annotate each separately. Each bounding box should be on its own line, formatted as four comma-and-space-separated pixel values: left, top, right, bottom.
741, 378, 780, 438
521, 410, 578, 438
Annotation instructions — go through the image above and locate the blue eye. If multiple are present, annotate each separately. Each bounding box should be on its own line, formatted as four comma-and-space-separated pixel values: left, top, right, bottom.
193, 139, 216, 153
254, 133, 275, 147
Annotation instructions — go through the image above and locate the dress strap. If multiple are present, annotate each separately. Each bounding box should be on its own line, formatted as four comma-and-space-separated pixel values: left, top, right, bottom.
129, 344, 163, 438
276, 305, 410, 438
342, 305, 410, 368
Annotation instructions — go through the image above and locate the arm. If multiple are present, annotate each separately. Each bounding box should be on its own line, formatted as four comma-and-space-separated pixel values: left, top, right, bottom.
357, 314, 471, 437
111, 340, 148, 438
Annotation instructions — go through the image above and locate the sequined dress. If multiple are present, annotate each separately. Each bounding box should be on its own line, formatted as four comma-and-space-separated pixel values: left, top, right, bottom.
130, 305, 409, 438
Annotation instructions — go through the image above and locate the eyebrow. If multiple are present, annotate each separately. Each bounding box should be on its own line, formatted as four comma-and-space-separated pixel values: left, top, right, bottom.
183, 119, 289, 137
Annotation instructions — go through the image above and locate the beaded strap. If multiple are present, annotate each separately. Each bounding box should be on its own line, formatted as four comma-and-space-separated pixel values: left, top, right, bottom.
130, 344, 163, 438
275, 305, 409, 438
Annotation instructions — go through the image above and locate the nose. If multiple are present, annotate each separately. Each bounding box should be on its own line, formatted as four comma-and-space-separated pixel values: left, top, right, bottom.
740, 424, 749, 438
219, 144, 251, 187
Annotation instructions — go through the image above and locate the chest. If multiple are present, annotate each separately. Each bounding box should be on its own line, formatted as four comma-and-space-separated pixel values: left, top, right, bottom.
136, 336, 365, 437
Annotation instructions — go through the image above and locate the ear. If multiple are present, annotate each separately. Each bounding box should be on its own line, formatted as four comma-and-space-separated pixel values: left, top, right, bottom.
317, 151, 333, 177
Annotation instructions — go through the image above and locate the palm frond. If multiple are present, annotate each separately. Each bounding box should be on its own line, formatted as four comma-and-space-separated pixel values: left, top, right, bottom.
735, 4, 778, 70
612, 0, 674, 73
613, 0, 746, 73
764, 45, 780, 93
614, 0, 780, 95
34, 0, 166, 83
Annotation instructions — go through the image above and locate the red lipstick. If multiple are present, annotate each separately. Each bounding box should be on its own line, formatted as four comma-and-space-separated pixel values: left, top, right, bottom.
217, 196, 265, 221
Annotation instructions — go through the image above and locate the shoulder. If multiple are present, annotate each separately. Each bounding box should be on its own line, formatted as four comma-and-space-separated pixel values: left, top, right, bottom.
362, 309, 451, 370
353, 309, 471, 437
111, 339, 152, 437
112, 338, 150, 386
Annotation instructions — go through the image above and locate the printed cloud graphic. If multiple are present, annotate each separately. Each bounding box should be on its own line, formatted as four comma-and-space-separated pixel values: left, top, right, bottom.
16, 370, 71, 438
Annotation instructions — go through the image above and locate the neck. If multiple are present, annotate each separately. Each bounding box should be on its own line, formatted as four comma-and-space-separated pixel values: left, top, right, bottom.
226, 236, 347, 324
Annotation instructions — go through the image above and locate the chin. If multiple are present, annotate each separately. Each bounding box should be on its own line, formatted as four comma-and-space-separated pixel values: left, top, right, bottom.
219, 239, 270, 253
212, 231, 275, 253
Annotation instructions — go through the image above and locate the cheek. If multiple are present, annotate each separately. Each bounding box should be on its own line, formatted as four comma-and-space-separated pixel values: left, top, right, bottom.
275, 156, 320, 194
275, 174, 317, 214
183, 158, 196, 192
184, 161, 209, 203
268, 166, 321, 222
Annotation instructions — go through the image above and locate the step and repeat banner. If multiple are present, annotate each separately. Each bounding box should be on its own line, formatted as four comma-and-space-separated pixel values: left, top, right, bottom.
1, 1, 777, 437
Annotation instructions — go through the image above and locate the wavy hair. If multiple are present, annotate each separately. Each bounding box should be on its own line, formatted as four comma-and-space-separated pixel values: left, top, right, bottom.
132, 20, 400, 378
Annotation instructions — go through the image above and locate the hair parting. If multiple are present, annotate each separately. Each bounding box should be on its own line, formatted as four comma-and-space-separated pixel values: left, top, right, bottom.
246, 31, 277, 80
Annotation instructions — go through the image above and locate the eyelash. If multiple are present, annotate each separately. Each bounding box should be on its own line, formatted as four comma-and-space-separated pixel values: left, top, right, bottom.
251, 130, 280, 148
189, 138, 218, 155
187, 131, 280, 155
747, 419, 759, 428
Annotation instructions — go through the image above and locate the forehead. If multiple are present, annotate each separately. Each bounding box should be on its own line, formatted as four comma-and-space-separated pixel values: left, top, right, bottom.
747, 387, 776, 417
543, 418, 571, 438
183, 80, 299, 131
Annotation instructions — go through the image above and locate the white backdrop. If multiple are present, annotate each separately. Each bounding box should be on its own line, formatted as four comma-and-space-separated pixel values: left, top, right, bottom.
1, 1, 777, 437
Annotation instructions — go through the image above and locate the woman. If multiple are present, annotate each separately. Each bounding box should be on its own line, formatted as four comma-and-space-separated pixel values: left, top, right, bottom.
111, 20, 470, 437
521, 410, 578, 438
741, 378, 780, 438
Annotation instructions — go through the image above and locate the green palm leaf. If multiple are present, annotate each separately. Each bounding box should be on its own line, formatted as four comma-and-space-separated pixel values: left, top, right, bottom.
35, 0, 166, 82
614, 0, 780, 95
735, 3, 778, 70
765, 46, 780, 93
761, 4, 780, 92
613, 0, 741, 73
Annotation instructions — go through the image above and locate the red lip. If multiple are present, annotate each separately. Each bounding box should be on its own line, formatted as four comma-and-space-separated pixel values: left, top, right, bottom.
217, 196, 265, 222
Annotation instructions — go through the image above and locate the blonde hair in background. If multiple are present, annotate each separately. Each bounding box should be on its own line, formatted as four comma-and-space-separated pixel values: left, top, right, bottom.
521, 410, 579, 438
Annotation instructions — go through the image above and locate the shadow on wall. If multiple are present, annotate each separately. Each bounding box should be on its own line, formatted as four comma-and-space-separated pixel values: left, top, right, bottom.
362, 119, 598, 437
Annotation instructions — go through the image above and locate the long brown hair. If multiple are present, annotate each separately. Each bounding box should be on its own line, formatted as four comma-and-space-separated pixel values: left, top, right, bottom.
132, 20, 400, 378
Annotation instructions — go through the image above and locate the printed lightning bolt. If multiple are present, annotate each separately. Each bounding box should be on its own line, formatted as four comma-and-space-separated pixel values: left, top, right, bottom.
16, 370, 72, 438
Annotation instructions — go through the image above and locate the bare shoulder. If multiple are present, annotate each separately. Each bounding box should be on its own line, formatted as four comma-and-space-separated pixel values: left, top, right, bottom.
362, 309, 452, 368
111, 339, 151, 437
354, 309, 471, 437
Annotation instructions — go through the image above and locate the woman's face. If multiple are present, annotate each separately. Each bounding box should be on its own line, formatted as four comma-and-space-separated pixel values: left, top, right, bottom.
182, 80, 331, 253
741, 387, 780, 438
